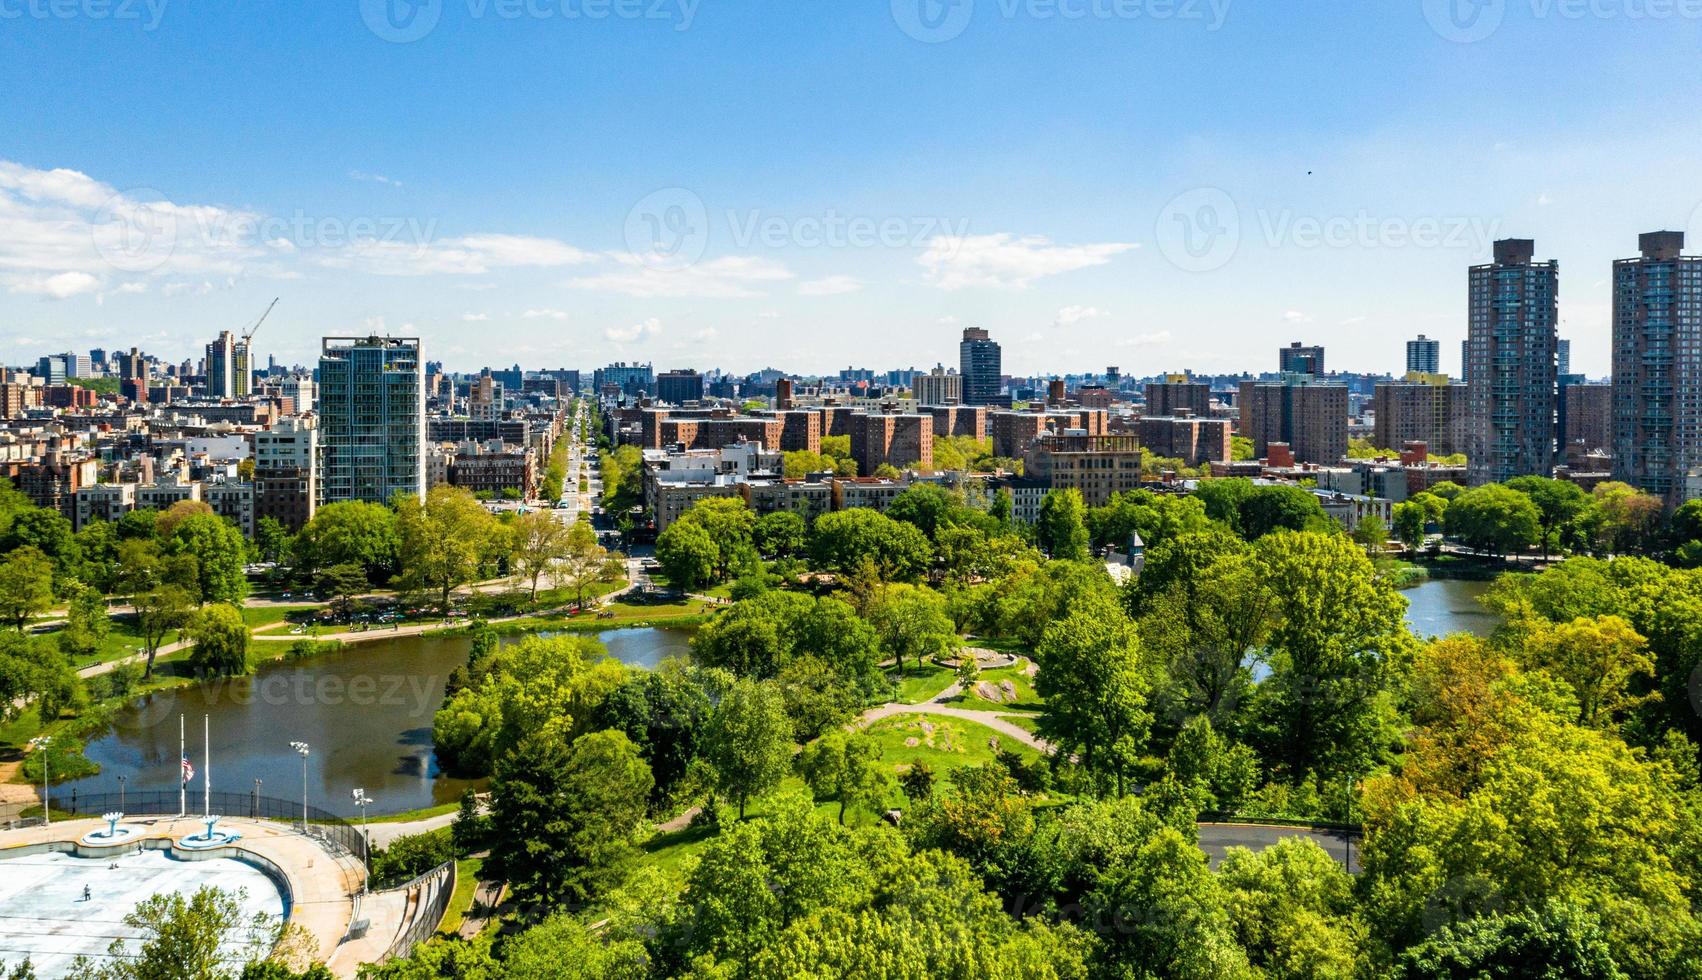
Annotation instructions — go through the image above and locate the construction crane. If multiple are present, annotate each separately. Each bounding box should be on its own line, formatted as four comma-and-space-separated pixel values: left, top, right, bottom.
242, 297, 279, 347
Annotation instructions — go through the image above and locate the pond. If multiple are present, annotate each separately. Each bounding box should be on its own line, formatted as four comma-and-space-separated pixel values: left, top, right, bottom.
1402, 577, 1499, 639
61, 627, 694, 818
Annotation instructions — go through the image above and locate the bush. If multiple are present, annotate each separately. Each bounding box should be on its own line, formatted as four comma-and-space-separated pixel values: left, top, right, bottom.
369, 827, 456, 889
91, 660, 144, 702
23, 735, 100, 784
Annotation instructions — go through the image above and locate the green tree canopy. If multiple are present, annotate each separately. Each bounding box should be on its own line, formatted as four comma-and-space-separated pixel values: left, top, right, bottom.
808, 508, 933, 581
187, 603, 250, 677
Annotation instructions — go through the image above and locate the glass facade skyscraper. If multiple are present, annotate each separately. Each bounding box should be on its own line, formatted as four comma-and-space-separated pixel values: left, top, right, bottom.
317, 336, 425, 505
1406, 334, 1440, 376
959, 327, 1002, 406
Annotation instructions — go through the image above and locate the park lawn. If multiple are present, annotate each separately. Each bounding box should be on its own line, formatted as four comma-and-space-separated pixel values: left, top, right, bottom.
641, 823, 716, 875
1002, 713, 1043, 735
438, 856, 486, 935
365, 801, 462, 825
954, 664, 1044, 711
640, 779, 877, 873
524, 578, 630, 609
559, 596, 712, 626
892, 661, 956, 704
862, 715, 1037, 779
240, 605, 319, 629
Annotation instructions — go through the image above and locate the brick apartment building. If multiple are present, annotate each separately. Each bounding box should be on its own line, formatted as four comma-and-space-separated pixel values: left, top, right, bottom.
1372, 378, 1467, 456
850, 413, 933, 474
1137, 414, 1233, 466
1238, 380, 1349, 465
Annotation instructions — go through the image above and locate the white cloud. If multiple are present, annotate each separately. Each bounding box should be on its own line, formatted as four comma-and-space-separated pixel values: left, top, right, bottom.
114, 281, 149, 294
569, 255, 794, 299
1116, 331, 1172, 347
1053, 305, 1108, 328
693, 327, 719, 341
0, 160, 269, 294
326, 233, 595, 278
1282, 310, 1313, 324
10, 271, 101, 299
796, 275, 863, 296
349, 170, 403, 188
520, 308, 569, 321
917, 233, 1137, 290
461, 312, 490, 322
605, 317, 662, 343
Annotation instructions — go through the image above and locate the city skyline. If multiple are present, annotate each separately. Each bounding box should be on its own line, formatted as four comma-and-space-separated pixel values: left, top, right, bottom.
4, 4, 1701, 375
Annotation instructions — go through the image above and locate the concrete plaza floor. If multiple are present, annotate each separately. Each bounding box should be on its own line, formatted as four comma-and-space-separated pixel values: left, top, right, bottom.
0, 848, 286, 977
0, 817, 368, 978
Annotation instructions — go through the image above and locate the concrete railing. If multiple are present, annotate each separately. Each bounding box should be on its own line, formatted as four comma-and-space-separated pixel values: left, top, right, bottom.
382, 859, 456, 962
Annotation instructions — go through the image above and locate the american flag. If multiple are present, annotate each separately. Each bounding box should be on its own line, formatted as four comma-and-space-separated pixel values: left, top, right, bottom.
181, 756, 195, 785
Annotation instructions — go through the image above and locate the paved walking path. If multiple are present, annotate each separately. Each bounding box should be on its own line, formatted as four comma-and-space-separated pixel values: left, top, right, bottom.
855, 688, 1051, 753
854, 657, 1052, 754
365, 809, 461, 849
457, 878, 505, 939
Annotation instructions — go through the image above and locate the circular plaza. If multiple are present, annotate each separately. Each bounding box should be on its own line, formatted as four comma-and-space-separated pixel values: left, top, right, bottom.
0, 815, 371, 979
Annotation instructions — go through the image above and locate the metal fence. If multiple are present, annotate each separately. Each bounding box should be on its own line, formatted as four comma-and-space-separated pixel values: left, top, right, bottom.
53, 790, 368, 861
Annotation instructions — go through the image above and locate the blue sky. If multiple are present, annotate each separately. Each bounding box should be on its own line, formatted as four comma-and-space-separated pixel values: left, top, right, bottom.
1, 0, 1699, 376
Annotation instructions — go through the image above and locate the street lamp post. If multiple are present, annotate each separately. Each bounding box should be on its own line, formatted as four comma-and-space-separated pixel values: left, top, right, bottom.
352, 788, 373, 894
117, 774, 126, 813
289, 741, 310, 833
28, 736, 51, 826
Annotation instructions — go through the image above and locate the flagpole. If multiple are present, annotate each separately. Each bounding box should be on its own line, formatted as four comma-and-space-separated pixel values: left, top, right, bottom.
203, 714, 210, 819
178, 714, 185, 817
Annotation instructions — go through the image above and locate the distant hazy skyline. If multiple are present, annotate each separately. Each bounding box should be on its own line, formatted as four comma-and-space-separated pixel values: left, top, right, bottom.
2, 1, 1700, 376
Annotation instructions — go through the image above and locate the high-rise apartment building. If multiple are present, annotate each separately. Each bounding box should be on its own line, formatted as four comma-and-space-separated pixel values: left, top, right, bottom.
959, 328, 1003, 406
282, 376, 316, 414
593, 362, 654, 398
468, 371, 502, 421
913, 365, 963, 405
317, 336, 425, 505
849, 413, 934, 474
1565, 382, 1612, 454
1280, 341, 1326, 377
1467, 239, 1560, 484
254, 415, 318, 531
1238, 378, 1349, 465
1145, 380, 1212, 418
656, 369, 705, 405
1373, 377, 1466, 456
34, 355, 67, 386
1612, 231, 1702, 501
205, 330, 251, 399
1406, 335, 1441, 375
1558, 338, 1572, 377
